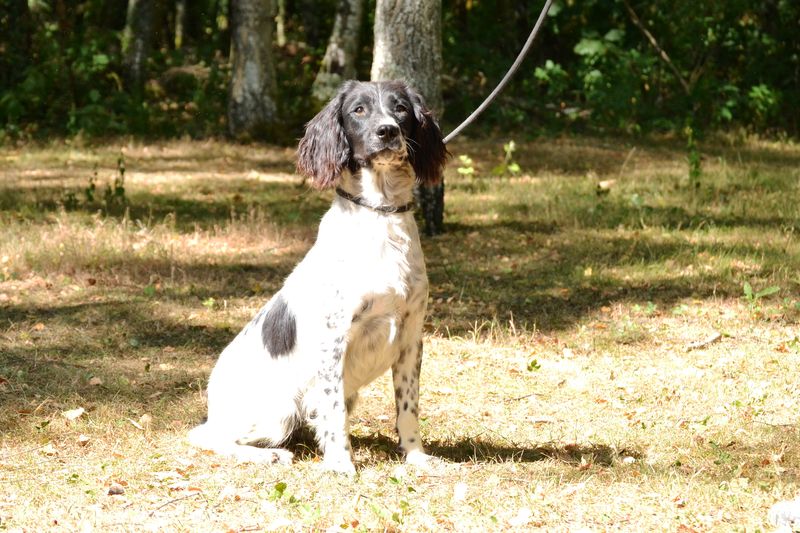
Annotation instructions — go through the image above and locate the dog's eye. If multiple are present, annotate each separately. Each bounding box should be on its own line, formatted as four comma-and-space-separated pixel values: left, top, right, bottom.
394, 104, 407, 114
353, 106, 365, 116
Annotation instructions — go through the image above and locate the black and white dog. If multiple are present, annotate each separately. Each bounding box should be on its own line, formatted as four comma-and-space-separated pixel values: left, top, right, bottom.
189, 81, 448, 473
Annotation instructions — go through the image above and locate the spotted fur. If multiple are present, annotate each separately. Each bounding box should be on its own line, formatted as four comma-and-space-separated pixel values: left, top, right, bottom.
188, 81, 448, 473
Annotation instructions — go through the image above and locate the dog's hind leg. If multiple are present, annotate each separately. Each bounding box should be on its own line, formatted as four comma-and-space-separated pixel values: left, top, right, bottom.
188, 421, 295, 464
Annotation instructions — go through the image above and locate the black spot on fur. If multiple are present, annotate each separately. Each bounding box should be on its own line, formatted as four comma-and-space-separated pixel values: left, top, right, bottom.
262, 294, 296, 357
403, 401, 408, 411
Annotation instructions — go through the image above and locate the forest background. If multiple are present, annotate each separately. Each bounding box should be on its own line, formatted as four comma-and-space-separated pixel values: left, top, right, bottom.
2, 0, 799, 143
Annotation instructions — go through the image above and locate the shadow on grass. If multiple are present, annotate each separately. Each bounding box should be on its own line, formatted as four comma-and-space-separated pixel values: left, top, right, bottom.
425, 216, 795, 334
347, 432, 641, 466
0, 180, 330, 231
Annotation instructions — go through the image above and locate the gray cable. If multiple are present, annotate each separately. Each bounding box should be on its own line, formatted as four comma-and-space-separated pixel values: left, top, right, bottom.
443, 0, 554, 145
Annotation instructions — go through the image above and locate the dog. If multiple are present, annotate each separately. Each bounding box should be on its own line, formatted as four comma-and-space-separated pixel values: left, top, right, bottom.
189, 80, 448, 473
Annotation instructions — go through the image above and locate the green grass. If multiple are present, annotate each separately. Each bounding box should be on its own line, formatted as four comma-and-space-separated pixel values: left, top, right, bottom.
1, 135, 799, 531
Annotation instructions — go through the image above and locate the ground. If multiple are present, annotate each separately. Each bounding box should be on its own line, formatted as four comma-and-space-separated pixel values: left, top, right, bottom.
0, 135, 799, 531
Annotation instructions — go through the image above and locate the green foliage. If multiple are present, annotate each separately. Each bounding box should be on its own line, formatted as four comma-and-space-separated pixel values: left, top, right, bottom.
442, 0, 800, 137
1, 0, 798, 140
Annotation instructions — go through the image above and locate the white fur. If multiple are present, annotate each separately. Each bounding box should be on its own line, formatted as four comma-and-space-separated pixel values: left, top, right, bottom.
189, 158, 432, 472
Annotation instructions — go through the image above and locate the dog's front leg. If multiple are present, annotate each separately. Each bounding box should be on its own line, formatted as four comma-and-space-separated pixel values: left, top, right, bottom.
307, 333, 356, 474
392, 338, 431, 465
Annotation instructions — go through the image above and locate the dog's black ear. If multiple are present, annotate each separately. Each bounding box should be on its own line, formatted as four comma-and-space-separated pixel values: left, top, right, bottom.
407, 86, 449, 186
296, 81, 354, 189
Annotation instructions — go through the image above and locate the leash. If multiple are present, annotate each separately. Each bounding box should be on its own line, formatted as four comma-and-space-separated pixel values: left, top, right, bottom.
442, 0, 554, 145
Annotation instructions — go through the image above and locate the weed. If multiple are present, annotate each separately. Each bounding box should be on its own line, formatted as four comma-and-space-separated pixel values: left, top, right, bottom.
492, 140, 522, 177
742, 281, 780, 315
685, 124, 702, 196
456, 154, 475, 177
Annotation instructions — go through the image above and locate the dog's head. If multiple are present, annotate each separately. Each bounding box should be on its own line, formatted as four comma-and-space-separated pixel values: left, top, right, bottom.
297, 80, 448, 189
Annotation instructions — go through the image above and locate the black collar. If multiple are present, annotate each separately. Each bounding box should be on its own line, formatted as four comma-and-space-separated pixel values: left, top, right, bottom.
335, 187, 415, 214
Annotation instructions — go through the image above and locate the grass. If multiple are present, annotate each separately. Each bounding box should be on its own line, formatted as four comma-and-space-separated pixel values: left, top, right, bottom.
1, 134, 799, 531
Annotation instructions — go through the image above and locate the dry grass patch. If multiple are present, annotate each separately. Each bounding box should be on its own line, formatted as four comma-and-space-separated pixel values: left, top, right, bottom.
1, 136, 799, 531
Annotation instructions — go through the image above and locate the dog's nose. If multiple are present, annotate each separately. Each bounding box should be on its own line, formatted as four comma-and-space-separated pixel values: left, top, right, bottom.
375, 124, 399, 140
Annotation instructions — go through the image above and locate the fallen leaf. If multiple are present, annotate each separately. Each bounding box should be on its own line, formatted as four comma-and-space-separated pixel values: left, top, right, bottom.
88, 377, 103, 386
108, 483, 125, 496
62, 407, 85, 421
77, 434, 90, 446
139, 413, 153, 429
128, 418, 144, 430
40, 443, 57, 456
33, 323, 46, 331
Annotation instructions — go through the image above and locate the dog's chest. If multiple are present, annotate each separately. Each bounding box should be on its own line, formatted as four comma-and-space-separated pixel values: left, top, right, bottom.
341, 215, 427, 391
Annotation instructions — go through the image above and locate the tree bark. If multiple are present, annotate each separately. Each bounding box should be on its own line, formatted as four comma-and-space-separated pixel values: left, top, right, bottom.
227, 0, 279, 139
371, 0, 443, 115
122, 0, 155, 94
311, 0, 364, 105
371, 0, 445, 235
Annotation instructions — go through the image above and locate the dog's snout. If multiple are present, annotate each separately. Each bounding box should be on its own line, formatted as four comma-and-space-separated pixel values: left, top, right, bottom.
375, 124, 400, 140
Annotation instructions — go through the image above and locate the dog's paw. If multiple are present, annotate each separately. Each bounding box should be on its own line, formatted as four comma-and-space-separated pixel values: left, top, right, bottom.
271, 449, 295, 465
320, 456, 357, 475
404, 449, 443, 468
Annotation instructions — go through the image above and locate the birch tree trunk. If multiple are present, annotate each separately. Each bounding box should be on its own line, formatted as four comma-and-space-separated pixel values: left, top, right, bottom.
311, 0, 364, 105
122, 0, 155, 94
371, 0, 445, 235
227, 0, 279, 138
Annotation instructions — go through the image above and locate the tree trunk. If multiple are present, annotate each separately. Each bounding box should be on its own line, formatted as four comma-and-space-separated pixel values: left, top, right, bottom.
122, 0, 155, 94
311, 0, 364, 105
227, 0, 279, 139
371, 0, 443, 115
371, 0, 445, 235
0, 0, 32, 90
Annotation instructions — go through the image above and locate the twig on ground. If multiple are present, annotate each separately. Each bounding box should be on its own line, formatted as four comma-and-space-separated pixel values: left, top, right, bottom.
684, 331, 722, 352
149, 491, 205, 517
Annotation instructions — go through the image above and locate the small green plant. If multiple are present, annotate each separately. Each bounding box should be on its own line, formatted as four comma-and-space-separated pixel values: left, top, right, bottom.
633, 301, 658, 316
684, 124, 702, 194
103, 154, 127, 213
84, 168, 97, 204
456, 155, 475, 176
492, 140, 522, 177
742, 281, 780, 315
527, 359, 541, 371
